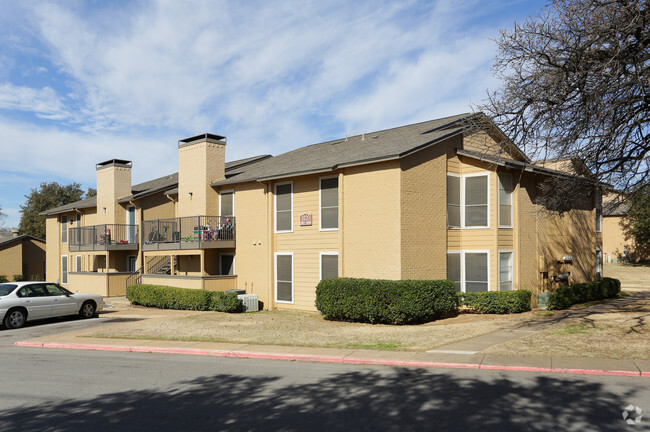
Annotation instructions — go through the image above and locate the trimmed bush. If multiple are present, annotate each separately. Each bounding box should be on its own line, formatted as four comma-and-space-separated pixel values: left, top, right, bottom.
126, 284, 243, 312
315, 278, 458, 325
0, 275, 8, 283
210, 291, 244, 313
547, 277, 621, 310
458, 290, 532, 314
13, 275, 24, 282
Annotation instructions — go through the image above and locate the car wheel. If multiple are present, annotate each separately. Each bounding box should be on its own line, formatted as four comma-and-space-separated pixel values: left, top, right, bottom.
4, 308, 27, 329
79, 301, 96, 319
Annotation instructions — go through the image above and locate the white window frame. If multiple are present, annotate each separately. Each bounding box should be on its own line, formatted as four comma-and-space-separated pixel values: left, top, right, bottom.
447, 172, 491, 229
76, 255, 82, 272
274, 252, 294, 304
61, 255, 68, 285
219, 189, 235, 217
447, 250, 491, 293
220, 252, 235, 276
498, 173, 513, 229
498, 250, 514, 291
319, 176, 339, 231
61, 215, 68, 244
319, 252, 339, 280
274, 182, 293, 233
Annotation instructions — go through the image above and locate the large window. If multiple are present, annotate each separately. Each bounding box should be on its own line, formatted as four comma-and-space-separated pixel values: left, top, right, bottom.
498, 173, 513, 228
61, 255, 68, 285
275, 183, 293, 233
320, 177, 338, 230
61, 215, 68, 244
499, 251, 513, 291
275, 253, 293, 303
447, 173, 490, 228
320, 252, 339, 280
447, 251, 490, 292
220, 190, 234, 217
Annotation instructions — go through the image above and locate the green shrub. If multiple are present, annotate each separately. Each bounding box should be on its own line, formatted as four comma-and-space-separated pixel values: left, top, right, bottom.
315, 278, 458, 325
126, 284, 243, 312
458, 290, 532, 314
210, 291, 244, 313
547, 277, 621, 310
13, 275, 24, 282
0, 275, 8, 283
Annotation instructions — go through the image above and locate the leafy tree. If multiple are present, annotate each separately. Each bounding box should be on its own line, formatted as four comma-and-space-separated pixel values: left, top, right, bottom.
624, 186, 650, 258
480, 0, 649, 196
86, 187, 97, 197
19, 182, 85, 240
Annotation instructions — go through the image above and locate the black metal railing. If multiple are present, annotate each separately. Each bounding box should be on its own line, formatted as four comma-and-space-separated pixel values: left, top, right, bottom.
70, 224, 138, 251
126, 255, 178, 288
142, 216, 235, 249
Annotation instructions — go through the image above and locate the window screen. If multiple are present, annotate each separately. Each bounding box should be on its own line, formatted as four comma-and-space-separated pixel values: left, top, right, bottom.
447, 253, 461, 291
447, 175, 461, 227
499, 252, 513, 291
321, 254, 338, 279
276, 254, 293, 302
320, 178, 338, 230
465, 252, 488, 292
465, 176, 488, 227
221, 191, 234, 217
498, 174, 513, 227
276, 184, 292, 232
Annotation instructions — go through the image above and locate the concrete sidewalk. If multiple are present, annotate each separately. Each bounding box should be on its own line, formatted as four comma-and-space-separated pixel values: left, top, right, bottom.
13, 292, 650, 378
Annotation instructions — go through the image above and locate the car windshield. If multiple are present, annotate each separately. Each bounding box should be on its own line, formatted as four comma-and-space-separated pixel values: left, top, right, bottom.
0, 284, 18, 296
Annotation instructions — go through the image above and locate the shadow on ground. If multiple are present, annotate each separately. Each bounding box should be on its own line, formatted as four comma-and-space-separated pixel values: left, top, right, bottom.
0, 366, 640, 431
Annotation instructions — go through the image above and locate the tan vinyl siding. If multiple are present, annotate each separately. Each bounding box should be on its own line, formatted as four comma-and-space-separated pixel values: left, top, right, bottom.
274, 174, 341, 310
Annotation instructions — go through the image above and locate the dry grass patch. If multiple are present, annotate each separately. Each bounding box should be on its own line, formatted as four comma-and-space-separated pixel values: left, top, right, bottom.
485, 297, 650, 360
88, 308, 535, 352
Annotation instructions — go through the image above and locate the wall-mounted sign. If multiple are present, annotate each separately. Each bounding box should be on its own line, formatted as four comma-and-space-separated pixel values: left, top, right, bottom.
300, 213, 312, 226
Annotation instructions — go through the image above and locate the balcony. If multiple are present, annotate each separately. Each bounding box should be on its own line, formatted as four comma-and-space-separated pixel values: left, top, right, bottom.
142, 216, 235, 251
69, 224, 139, 252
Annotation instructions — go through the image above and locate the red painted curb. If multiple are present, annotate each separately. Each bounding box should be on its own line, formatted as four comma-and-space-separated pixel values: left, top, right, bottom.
14, 341, 645, 377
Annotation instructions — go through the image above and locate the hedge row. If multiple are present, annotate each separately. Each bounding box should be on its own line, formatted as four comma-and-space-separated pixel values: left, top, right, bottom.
126, 284, 243, 312
458, 290, 532, 314
547, 277, 621, 310
315, 278, 458, 325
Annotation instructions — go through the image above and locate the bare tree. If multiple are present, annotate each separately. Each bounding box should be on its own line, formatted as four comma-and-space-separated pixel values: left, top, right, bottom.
479, 0, 650, 196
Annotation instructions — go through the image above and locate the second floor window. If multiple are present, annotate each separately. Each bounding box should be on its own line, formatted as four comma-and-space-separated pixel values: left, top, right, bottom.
275, 183, 293, 232
447, 173, 490, 228
498, 173, 513, 228
320, 177, 338, 230
220, 190, 234, 217
61, 215, 68, 244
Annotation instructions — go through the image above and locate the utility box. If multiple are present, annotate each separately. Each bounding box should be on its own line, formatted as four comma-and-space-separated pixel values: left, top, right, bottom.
237, 294, 259, 312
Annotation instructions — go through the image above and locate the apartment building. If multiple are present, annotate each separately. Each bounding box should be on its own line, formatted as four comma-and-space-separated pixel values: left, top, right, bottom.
42, 113, 602, 310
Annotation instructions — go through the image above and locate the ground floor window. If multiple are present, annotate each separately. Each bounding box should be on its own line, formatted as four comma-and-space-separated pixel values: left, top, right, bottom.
499, 251, 513, 291
447, 251, 490, 292
275, 253, 293, 303
76, 255, 82, 272
61, 255, 68, 284
320, 252, 338, 280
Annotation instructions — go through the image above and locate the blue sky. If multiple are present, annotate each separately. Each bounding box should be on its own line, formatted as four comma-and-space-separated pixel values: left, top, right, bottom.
0, 0, 547, 229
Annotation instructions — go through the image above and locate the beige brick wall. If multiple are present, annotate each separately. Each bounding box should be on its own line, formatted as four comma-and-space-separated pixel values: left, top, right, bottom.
178, 141, 225, 217
343, 161, 401, 281
400, 136, 460, 279
0, 242, 22, 280
97, 164, 131, 225
602, 215, 633, 261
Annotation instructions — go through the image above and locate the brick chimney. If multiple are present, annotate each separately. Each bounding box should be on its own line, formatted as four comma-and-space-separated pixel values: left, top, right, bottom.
96, 159, 132, 224
177, 133, 226, 217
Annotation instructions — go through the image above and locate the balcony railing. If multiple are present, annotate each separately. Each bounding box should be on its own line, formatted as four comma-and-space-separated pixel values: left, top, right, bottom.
142, 216, 235, 251
69, 224, 139, 251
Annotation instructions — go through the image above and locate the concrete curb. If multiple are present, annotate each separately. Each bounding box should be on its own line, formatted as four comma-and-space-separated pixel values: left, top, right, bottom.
15, 341, 648, 378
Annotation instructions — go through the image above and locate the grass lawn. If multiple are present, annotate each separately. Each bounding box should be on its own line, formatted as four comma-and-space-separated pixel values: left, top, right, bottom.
88, 308, 535, 352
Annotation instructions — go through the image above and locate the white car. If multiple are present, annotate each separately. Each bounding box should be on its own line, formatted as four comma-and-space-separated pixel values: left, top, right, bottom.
0, 282, 105, 329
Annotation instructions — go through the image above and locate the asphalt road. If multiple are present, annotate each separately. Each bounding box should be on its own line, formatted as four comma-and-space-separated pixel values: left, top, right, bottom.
0, 342, 648, 432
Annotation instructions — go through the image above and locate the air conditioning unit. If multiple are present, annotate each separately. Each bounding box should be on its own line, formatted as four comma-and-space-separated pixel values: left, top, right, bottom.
237, 294, 259, 312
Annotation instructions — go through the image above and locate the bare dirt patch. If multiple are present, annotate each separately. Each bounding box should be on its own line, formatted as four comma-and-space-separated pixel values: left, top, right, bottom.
485, 297, 650, 360
88, 308, 535, 352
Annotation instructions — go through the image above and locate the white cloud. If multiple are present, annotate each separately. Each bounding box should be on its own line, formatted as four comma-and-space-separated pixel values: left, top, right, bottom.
0, 83, 70, 120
